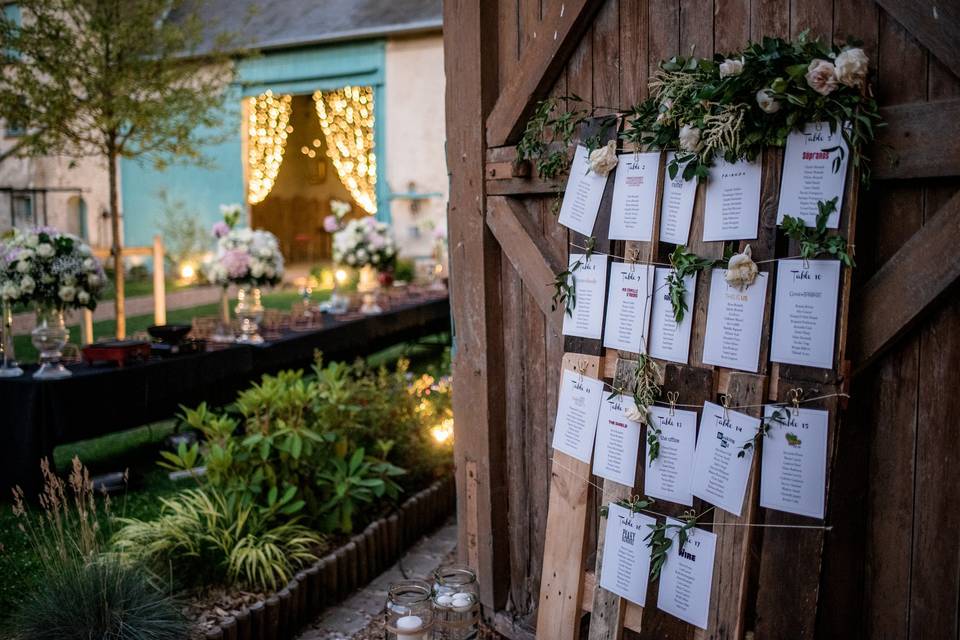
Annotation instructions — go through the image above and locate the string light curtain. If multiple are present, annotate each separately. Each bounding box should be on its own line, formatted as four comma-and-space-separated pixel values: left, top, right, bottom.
313, 86, 378, 214
246, 91, 293, 205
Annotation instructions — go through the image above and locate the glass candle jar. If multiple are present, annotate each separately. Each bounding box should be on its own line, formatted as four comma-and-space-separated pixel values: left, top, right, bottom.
385, 580, 433, 640
432, 564, 479, 639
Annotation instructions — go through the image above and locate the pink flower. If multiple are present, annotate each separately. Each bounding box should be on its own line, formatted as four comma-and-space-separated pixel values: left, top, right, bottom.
369, 234, 386, 250
221, 249, 250, 279
433, 226, 447, 241
323, 215, 340, 233
212, 221, 230, 238
805, 59, 838, 95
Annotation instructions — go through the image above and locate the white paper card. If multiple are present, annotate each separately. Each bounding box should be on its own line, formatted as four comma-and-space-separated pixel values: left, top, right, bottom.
691, 402, 761, 516
659, 153, 697, 245
777, 122, 849, 228
656, 518, 716, 630
600, 503, 657, 606
770, 259, 841, 369
702, 270, 768, 373
603, 263, 655, 353
760, 406, 829, 518
561, 254, 609, 340
593, 394, 643, 486
608, 152, 660, 241
557, 145, 609, 236
649, 267, 695, 364
644, 405, 698, 506
703, 158, 762, 241
551, 369, 605, 463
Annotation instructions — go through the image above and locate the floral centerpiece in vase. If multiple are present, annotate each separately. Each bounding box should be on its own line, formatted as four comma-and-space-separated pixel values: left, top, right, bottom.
204, 207, 284, 344
321, 200, 353, 314
332, 216, 396, 314
0, 228, 105, 379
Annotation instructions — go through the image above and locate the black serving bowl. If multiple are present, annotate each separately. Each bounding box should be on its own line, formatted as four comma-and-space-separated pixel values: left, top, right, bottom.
147, 324, 192, 344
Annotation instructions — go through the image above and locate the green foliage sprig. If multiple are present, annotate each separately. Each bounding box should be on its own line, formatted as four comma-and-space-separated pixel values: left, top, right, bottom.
737, 407, 788, 458
517, 96, 589, 180
781, 197, 855, 266
666, 245, 717, 324
551, 237, 595, 315
633, 355, 663, 463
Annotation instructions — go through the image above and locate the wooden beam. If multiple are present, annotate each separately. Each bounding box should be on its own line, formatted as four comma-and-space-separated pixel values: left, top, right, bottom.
851, 188, 960, 371
485, 0, 604, 147
486, 196, 565, 327
486, 145, 566, 195
875, 0, 960, 81
581, 571, 643, 632
873, 99, 960, 180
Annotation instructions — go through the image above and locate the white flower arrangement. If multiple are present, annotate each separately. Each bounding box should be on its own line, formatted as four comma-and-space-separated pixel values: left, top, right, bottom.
332, 217, 396, 271
204, 226, 285, 288
0, 227, 105, 311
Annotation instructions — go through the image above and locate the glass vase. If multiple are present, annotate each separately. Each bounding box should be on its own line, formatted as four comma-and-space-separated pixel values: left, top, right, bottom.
31, 306, 71, 379
358, 265, 382, 314
234, 286, 264, 344
385, 580, 433, 640
432, 564, 480, 639
0, 299, 23, 378
210, 286, 234, 343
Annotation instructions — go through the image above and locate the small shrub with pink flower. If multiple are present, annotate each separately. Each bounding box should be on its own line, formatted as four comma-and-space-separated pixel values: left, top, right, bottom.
203, 205, 284, 287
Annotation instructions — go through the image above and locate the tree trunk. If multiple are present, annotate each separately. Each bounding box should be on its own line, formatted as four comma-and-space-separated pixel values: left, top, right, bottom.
108, 150, 125, 339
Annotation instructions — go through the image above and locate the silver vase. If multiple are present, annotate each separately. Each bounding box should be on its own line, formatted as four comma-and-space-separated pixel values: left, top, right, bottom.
31, 306, 71, 379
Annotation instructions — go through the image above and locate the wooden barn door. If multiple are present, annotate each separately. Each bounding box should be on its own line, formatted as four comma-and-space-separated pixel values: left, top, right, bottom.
444, 1, 960, 638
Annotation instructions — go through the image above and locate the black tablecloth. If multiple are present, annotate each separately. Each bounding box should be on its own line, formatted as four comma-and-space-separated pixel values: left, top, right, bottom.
1, 295, 450, 495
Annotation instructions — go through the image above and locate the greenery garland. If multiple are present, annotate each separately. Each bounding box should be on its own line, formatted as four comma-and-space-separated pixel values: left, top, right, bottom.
781, 197, 855, 266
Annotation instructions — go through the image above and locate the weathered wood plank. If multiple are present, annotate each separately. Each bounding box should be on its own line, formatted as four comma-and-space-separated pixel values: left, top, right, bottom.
873, 99, 960, 180
874, 0, 960, 82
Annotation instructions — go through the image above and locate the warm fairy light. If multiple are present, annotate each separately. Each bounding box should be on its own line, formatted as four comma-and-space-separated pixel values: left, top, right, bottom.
247, 91, 293, 205
179, 264, 196, 281
430, 418, 454, 444
313, 86, 378, 214
335, 269, 348, 284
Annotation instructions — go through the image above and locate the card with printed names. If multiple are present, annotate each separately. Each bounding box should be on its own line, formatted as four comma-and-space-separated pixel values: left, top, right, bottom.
649, 267, 695, 364
603, 263, 655, 353
557, 145, 610, 236
760, 406, 829, 518
770, 259, 841, 369
561, 254, 609, 340
702, 270, 768, 373
659, 152, 697, 245
777, 122, 848, 228
656, 519, 716, 629
608, 152, 660, 241
593, 393, 643, 486
703, 157, 762, 241
644, 405, 697, 506
551, 369, 605, 463
599, 503, 656, 606
690, 402, 760, 516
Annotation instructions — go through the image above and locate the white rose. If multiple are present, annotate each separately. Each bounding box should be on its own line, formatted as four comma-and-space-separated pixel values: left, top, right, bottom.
83, 257, 96, 271
16, 260, 30, 273
725, 245, 759, 290
626, 405, 647, 424
719, 57, 744, 78
1, 282, 19, 300
19, 275, 35, 294
834, 47, 868, 88
588, 140, 619, 177
356, 249, 368, 262
77, 290, 90, 305
756, 89, 781, 114
678, 124, 702, 153
58, 285, 76, 302
36, 243, 55, 258
87, 273, 101, 287
25, 234, 39, 248
250, 262, 265, 278
18, 249, 34, 261
346, 255, 356, 266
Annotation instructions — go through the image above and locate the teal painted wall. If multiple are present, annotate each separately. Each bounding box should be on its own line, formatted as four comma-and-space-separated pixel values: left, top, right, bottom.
121, 39, 388, 247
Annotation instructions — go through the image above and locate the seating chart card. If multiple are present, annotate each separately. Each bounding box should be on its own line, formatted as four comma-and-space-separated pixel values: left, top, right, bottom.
599, 503, 657, 606
656, 518, 717, 630
703, 158, 762, 241
557, 145, 609, 236
690, 401, 761, 516
644, 405, 698, 506
593, 393, 643, 486
603, 263, 655, 353
776, 122, 849, 228
770, 259, 841, 369
760, 406, 829, 518
649, 267, 695, 364
551, 369, 605, 463
608, 152, 660, 241
659, 152, 697, 245
561, 253, 609, 340
702, 270, 769, 373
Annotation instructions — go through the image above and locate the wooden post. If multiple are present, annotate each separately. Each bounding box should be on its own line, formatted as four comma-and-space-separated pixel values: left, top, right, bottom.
81, 309, 94, 345
152, 234, 166, 326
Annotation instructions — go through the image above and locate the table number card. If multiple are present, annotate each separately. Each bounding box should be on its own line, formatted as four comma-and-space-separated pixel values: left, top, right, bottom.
608, 152, 660, 241
600, 503, 657, 606
691, 401, 761, 516
551, 369, 605, 463
703, 158, 762, 241
603, 263, 655, 353
760, 406, 829, 518
702, 270, 769, 373
770, 259, 841, 369
777, 122, 849, 228
557, 145, 610, 236
644, 405, 698, 506
593, 393, 643, 486
656, 518, 717, 629
659, 152, 697, 245
561, 253, 609, 340
649, 267, 695, 364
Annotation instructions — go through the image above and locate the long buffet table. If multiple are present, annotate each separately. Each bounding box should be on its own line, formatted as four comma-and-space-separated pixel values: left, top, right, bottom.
1, 293, 450, 495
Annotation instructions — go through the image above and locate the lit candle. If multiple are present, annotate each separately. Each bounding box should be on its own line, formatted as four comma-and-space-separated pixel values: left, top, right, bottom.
435, 594, 453, 607
396, 614, 424, 640
451, 592, 474, 612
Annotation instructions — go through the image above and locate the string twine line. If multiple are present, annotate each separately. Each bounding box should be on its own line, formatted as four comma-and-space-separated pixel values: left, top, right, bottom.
570, 242, 809, 266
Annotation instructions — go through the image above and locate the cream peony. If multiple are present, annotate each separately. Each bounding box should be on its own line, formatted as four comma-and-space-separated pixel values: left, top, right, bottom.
77, 290, 90, 305
58, 285, 76, 302
756, 89, 781, 114
626, 405, 647, 424
834, 47, 868, 88
805, 59, 838, 95
725, 245, 759, 290
678, 124, 702, 153
35, 243, 55, 258
588, 140, 619, 176
719, 57, 744, 78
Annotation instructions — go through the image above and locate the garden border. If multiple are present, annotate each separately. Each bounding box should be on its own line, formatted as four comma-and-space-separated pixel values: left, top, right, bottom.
201, 476, 456, 640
